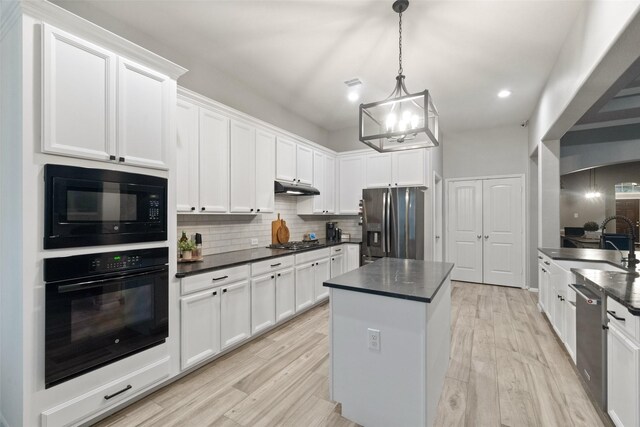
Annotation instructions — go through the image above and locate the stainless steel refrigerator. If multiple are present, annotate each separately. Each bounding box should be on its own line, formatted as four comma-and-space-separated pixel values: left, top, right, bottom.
361, 187, 425, 263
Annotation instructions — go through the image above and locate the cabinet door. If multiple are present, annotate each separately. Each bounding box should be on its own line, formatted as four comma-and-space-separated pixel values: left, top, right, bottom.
346, 244, 360, 272
538, 263, 547, 312
276, 268, 295, 322
295, 263, 315, 311
296, 144, 314, 186
482, 177, 523, 287
176, 100, 199, 212
312, 151, 325, 213
447, 180, 483, 282
608, 324, 640, 427
220, 280, 251, 349
314, 258, 331, 301
42, 24, 116, 161
551, 279, 565, 342
117, 57, 171, 169
199, 108, 230, 213
565, 301, 576, 363
324, 156, 336, 214
366, 153, 392, 188
180, 289, 220, 370
255, 130, 276, 213
229, 120, 256, 213
331, 254, 344, 278
392, 150, 425, 186
276, 137, 297, 182
251, 273, 276, 334
338, 156, 365, 214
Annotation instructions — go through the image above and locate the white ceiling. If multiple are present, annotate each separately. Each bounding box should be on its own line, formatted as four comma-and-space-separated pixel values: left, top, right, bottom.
52, 0, 584, 134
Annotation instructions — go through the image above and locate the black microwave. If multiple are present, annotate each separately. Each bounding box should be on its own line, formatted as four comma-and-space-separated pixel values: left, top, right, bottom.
44, 164, 167, 249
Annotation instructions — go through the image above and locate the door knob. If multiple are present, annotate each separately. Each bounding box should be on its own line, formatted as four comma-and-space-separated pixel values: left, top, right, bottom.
477, 235, 482, 239
435, 235, 440, 239
484, 235, 489, 239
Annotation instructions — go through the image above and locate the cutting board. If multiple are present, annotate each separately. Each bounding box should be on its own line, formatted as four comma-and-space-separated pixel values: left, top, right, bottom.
272, 213, 283, 244
277, 219, 290, 243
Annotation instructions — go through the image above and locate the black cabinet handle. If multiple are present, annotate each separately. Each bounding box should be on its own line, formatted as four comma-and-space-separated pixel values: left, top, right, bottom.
109, 155, 116, 161
335, 249, 342, 252
191, 207, 196, 211
270, 263, 282, 267
104, 385, 132, 400
212, 291, 217, 296
607, 310, 626, 322
297, 179, 300, 183
201, 207, 205, 211
277, 273, 281, 277
212, 275, 228, 281
332, 258, 335, 261
257, 209, 261, 212
541, 268, 547, 273
395, 183, 398, 186
271, 275, 275, 279
250, 208, 254, 212
119, 157, 125, 163
223, 289, 227, 293
538, 256, 543, 260
388, 183, 391, 187
544, 261, 550, 266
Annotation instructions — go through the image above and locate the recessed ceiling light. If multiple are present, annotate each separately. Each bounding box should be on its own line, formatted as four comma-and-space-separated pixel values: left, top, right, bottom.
348, 91, 359, 102
498, 89, 512, 98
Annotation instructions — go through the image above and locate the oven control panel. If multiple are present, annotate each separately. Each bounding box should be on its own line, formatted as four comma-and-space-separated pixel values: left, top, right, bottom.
45, 247, 169, 283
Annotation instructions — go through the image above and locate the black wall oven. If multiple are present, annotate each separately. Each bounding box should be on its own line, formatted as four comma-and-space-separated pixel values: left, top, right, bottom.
44, 164, 167, 249
44, 247, 168, 388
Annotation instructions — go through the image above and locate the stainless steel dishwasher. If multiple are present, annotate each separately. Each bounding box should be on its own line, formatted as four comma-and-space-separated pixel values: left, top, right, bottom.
570, 278, 607, 411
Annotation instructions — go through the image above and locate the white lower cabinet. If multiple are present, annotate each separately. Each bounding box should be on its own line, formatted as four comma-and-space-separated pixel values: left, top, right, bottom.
180, 289, 221, 370
295, 262, 315, 312
608, 322, 640, 427
251, 273, 276, 334
220, 280, 251, 349
565, 298, 577, 363
314, 257, 331, 301
330, 253, 344, 279
346, 244, 360, 272
275, 267, 295, 322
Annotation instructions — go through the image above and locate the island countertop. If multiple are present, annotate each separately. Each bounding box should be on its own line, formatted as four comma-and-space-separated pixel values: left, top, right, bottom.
323, 257, 454, 303
572, 268, 640, 316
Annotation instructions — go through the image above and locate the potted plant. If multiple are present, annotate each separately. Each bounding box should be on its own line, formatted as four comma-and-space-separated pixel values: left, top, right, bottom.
179, 239, 196, 260
584, 221, 600, 238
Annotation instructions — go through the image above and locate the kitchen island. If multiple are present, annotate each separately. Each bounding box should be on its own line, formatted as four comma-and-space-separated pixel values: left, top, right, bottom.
323, 258, 454, 427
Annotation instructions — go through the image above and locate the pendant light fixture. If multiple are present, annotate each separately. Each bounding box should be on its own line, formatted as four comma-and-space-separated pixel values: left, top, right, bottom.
585, 169, 601, 199
359, 0, 439, 152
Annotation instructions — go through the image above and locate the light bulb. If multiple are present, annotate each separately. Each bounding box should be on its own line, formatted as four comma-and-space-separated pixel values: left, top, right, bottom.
410, 114, 419, 129
402, 111, 412, 121
398, 120, 407, 132
386, 113, 396, 131
347, 91, 359, 102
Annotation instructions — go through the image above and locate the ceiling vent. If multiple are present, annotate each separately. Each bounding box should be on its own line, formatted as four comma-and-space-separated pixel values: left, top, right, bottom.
344, 78, 363, 88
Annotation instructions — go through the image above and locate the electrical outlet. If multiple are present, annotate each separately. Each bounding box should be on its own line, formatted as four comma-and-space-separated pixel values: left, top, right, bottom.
368, 328, 380, 351
250, 238, 259, 246
574, 212, 579, 218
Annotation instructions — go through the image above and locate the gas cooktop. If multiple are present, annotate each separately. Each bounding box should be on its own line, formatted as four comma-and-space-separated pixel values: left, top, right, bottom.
268, 240, 321, 251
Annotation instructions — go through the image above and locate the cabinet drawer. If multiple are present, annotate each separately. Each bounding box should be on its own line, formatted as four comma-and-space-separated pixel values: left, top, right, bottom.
330, 245, 344, 255
295, 248, 330, 265
607, 297, 640, 342
251, 256, 294, 277
41, 357, 170, 427
181, 265, 250, 295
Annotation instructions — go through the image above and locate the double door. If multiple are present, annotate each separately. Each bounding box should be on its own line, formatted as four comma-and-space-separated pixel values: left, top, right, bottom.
251, 267, 295, 334
447, 177, 523, 287
295, 258, 330, 311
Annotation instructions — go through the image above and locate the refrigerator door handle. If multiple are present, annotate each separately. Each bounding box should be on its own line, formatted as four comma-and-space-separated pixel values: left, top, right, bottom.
387, 188, 393, 255
382, 191, 387, 256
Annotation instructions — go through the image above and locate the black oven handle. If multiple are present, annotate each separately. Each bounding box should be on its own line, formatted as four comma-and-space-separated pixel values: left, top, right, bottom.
57, 268, 166, 293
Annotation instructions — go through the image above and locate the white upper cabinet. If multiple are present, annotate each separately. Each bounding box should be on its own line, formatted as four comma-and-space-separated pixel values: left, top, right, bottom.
365, 150, 428, 188
199, 108, 230, 213
276, 137, 297, 182
117, 57, 171, 169
297, 150, 336, 215
338, 155, 365, 214
312, 151, 325, 213
42, 24, 173, 170
296, 144, 314, 185
42, 24, 116, 162
229, 120, 257, 213
392, 149, 426, 187
324, 156, 336, 214
365, 153, 392, 188
176, 99, 199, 212
255, 130, 276, 213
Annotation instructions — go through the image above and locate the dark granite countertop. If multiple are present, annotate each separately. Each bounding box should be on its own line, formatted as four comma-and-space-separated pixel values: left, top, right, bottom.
176, 238, 361, 278
538, 247, 640, 316
323, 257, 454, 303
571, 269, 640, 316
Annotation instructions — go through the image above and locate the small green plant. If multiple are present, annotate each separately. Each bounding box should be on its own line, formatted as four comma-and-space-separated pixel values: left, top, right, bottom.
178, 239, 196, 252
584, 221, 599, 232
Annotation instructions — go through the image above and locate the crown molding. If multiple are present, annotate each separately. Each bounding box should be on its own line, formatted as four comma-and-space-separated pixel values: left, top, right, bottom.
20, 0, 187, 79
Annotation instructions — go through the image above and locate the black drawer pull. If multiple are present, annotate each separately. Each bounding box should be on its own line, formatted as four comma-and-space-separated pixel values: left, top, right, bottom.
271, 275, 275, 279
607, 310, 626, 322
119, 157, 125, 163
191, 207, 195, 211
104, 384, 132, 400
201, 207, 205, 211
544, 261, 550, 266
270, 263, 282, 267
109, 155, 116, 161
223, 289, 227, 293
212, 275, 228, 281
212, 291, 217, 296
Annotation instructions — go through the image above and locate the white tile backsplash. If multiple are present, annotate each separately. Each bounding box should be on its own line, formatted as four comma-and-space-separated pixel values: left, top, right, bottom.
178, 194, 361, 255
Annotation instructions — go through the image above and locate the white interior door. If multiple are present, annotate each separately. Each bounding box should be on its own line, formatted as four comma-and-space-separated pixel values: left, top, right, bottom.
434, 175, 443, 262
447, 180, 483, 282
482, 177, 523, 287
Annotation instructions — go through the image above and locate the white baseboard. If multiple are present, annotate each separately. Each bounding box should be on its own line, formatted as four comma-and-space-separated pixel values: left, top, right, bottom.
528, 288, 539, 293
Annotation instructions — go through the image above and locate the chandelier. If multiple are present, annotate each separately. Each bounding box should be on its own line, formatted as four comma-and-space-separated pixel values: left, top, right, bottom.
359, 0, 439, 152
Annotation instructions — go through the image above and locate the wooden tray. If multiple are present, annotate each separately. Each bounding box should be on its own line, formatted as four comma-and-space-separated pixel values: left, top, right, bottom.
178, 256, 204, 263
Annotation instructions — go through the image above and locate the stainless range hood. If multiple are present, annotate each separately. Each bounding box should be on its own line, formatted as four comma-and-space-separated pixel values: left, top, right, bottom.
274, 181, 320, 196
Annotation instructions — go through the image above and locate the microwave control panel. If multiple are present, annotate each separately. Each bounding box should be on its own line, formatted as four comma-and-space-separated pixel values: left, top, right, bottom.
148, 199, 161, 221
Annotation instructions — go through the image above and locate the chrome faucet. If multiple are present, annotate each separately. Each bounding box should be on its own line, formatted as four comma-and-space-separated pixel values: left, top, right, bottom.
600, 215, 639, 266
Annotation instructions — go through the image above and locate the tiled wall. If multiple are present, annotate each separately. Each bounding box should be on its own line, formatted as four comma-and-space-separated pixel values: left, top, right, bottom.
177, 195, 361, 255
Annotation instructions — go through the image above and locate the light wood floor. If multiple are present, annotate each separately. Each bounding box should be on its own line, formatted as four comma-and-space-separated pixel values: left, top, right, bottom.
94, 282, 608, 427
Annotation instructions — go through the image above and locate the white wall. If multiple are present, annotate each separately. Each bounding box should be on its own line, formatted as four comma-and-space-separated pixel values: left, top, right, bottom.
443, 125, 528, 178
